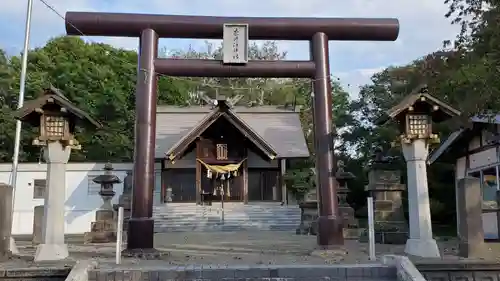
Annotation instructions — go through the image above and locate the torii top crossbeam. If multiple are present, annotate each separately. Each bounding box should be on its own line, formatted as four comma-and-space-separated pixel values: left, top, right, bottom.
65, 12, 399, 41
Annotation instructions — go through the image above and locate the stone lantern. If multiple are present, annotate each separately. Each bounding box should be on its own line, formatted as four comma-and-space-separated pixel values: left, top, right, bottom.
84, 163, 121, 243
380, 84, 461, 258
335, 161, 359, 239
95, 163, 120, 209
15, 86, 101, 261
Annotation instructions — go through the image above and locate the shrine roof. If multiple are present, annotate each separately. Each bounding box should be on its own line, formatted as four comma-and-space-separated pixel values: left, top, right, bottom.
15, 85, 101, 128
428, 114, 500, 164
378, 84, 461, 125
154, 105, 309, 159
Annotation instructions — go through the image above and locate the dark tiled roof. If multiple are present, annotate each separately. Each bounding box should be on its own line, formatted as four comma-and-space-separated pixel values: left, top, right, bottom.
15, 85, 102, 128
377, 84, 461, 125
155, 105, 309, 158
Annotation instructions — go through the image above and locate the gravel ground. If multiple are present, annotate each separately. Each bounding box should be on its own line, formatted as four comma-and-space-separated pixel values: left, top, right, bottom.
4, 231, 500, 268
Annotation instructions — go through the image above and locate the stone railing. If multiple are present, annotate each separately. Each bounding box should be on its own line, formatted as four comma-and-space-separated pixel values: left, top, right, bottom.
415, 261, 500, 281
88, 264, 398, 281
382, 255, 426, 281
0, 266, 70, 281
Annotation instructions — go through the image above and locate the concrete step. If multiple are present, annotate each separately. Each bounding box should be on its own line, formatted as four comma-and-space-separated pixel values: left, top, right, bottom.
153, 215, 301, 219
153, 209, 301, 214
153, 204, 300, 211
153, 220, 300, 225
152, 203, 301, 232
154, 225, 299, 232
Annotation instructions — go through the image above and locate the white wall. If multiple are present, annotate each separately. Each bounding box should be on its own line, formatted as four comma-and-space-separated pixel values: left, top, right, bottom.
0, 162, 161, 235
469, 147, 497, 170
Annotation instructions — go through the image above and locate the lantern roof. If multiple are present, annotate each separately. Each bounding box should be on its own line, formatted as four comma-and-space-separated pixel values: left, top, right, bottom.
93, 174, 122, 184
15, 85, 102, 128
376, 84, 461, 125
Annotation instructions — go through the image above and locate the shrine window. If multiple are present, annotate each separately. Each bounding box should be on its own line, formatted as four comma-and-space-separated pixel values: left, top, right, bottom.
216, 143, 228, 160
33, 179, 46, 199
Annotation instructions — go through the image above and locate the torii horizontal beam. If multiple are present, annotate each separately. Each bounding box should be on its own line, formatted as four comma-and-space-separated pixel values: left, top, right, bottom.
154, 59, 315, 78
65, 12, 399, 41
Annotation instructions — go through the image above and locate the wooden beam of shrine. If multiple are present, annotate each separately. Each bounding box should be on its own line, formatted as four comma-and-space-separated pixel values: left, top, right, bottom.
154, 59, 315, 78
65, 12, 399, 41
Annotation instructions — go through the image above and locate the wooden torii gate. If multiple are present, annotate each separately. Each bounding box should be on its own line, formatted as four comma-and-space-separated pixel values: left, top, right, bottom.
65, 12, 399, 252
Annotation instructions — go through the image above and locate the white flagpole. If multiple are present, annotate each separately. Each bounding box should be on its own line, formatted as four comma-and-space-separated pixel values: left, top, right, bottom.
9, 0, 34, 253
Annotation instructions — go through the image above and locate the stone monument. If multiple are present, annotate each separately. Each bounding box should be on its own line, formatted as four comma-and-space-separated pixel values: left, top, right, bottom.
364, 157, 408, 244
113, 170, 133, 231
456, 177, 487, 258
15, 86, 101, 261
84, 163, 121, 243
32, 205, 44, 245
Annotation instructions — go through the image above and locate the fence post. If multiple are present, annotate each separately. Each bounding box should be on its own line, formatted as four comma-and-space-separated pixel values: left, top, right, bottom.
367, 196, 376, 261
116, 207, 124, 264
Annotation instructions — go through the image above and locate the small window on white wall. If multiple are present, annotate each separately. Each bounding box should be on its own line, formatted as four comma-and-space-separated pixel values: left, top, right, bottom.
87, 175, 101, 195
33, 179, 46, 199
482, 168, 499, 210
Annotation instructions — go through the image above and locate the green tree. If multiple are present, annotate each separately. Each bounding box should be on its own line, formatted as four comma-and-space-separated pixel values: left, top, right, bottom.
2, 36, 191, 162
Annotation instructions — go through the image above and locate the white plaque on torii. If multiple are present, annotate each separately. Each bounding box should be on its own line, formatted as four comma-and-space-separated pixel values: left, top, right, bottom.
222, 23, 249, 64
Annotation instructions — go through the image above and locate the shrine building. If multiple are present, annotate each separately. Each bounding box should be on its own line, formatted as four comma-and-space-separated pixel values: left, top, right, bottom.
428, 114, 500, 240
154, 95, 310, 204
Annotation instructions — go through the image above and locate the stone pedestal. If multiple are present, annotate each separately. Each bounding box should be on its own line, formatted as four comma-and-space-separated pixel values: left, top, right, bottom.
296, 201, 318, 235
84, 210, 116, 243
363, 169, 408, 244
296, 190, 318, 235
456, 177, 487, 258
402, 139, 440, 258
35, 141, 70, 262
0, 183, 13, 261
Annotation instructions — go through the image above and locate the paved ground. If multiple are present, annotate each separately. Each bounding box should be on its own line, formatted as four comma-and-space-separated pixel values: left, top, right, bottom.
4, 231, 500, 268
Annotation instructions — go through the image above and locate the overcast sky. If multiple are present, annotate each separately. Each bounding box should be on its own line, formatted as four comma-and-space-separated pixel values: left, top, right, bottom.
0, 0, 459, 98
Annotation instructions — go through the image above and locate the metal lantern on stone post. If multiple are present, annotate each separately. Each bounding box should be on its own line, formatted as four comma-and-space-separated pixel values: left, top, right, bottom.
379, 84, 461, 258
20, 87, 97, 149
15, 85, 101, 261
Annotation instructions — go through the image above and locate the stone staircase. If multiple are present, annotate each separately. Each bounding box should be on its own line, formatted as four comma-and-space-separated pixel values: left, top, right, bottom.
153, 202, 301, 232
